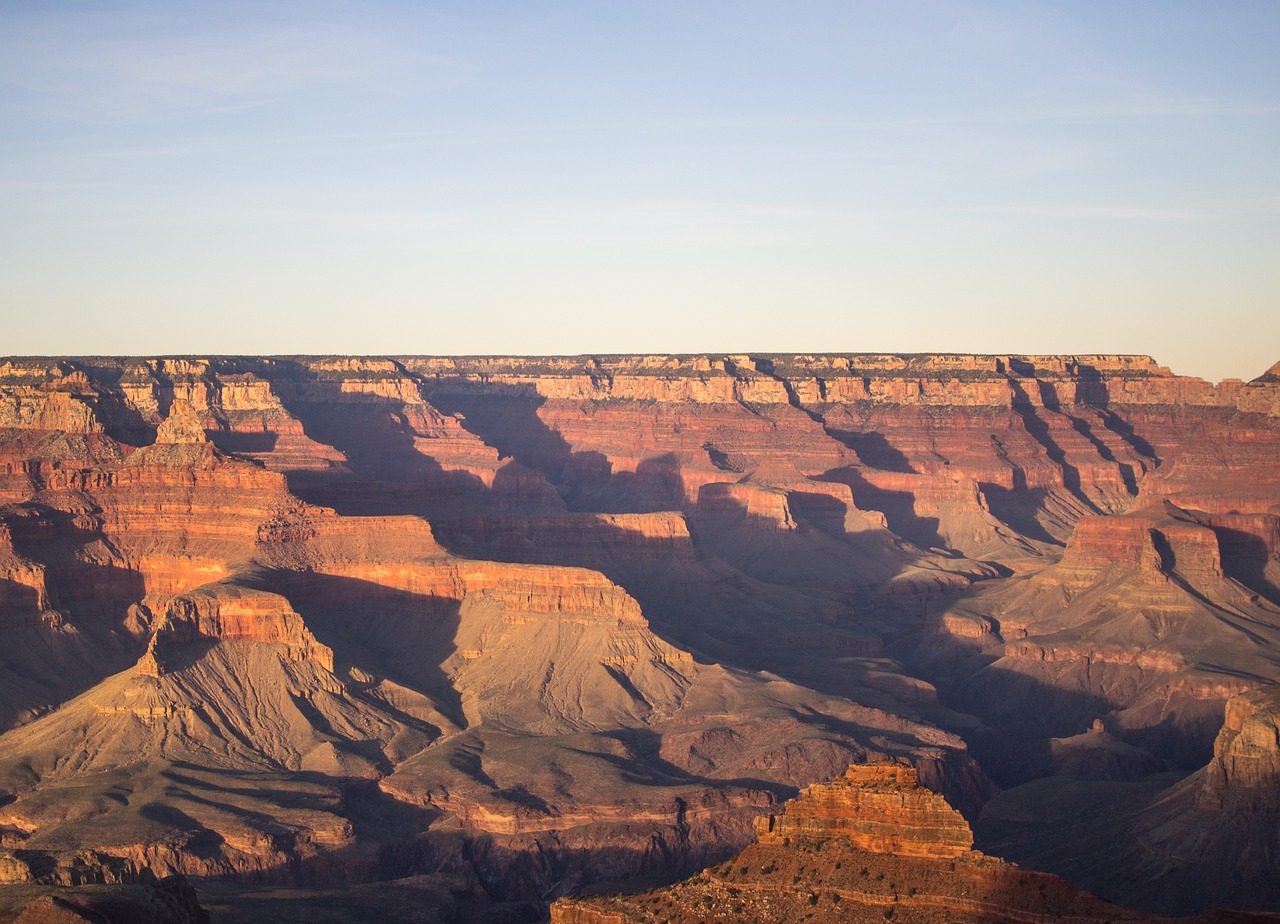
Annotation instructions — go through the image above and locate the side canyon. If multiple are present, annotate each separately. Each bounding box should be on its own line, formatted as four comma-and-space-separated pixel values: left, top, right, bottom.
0, 353, 1277, 922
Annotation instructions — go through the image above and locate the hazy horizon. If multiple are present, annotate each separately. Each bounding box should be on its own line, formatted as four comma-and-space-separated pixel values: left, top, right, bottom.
3, 1, 1277, 382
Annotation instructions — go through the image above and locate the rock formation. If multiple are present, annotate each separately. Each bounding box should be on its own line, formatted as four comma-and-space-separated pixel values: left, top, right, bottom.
920, 500, 1280, 779
0, 850, 209, 924
978, 685, 1280, 915
1199, 685, 1280, 806
0, 353, 1277, 920
550, 761, 1269, 923
754, 763, 974, 859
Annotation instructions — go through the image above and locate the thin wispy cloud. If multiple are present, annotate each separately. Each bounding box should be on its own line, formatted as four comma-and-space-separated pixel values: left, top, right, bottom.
0, 14, 449, 122
985, 204, 1200, 223
863, 96, 1280, 128
1, 1, 1277, 381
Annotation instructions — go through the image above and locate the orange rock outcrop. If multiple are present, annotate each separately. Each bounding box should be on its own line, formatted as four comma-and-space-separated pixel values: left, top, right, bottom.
1198, 685, 1280, 808
754, 762, 973, 859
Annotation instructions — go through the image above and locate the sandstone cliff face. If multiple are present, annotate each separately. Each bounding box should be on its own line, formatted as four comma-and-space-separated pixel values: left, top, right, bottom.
753, 762, 974, 859
1052, 504, 1224, 586
1198, 685, 1280, 809
140, 584, 335, 674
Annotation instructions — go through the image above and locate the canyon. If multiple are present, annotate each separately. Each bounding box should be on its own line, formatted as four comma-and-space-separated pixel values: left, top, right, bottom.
0, 352, 1277, 921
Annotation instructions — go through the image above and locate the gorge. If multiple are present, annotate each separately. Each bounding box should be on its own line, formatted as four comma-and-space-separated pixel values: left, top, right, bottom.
0, 352, 1278, 922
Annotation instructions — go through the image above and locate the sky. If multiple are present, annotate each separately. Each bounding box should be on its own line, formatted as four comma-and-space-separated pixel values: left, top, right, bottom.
1, 1, 1278, 381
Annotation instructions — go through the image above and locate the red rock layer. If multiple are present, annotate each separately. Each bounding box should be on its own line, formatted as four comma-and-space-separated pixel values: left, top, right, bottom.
754, 762, 974, 859
0, 525, 47, 627
137, 584, 335, 676
1048, 502, 1225, 588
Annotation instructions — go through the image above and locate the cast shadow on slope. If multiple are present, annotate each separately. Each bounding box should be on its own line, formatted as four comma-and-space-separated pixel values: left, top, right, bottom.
159, 763, 439, 866
821, 467, 946, 549
434, 496, 918, 700
64, 358, 162, 446
597, 726, 796, 801
978, 485, 1062, 546
247, 376, 956, 707
823, 430, 917, 474
0, 506, 150, 730
246, 371, 1162, 794
898, 621, 1222, 789
1213, 527, 1280, 606
1006, 378, 1096, 511
1072, 363, 1161, 464
255, 570, 467, 734
223, 359, 496, 521
426, 384, 689, 513
3, 504, 149, 616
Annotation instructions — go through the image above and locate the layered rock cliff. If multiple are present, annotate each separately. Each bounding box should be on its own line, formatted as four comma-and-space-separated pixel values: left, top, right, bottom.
1199, 685, 1280, 805
753, 763, 973, 859
0, 353, 1277, 920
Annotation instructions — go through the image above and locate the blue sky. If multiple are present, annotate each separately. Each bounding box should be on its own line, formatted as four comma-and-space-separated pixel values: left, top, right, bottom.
1, 1, 1277, 380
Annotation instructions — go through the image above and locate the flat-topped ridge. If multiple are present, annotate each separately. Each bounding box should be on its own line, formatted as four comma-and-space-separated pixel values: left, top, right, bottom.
2, 353, 1275, 432
0, 352, 1174, 381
